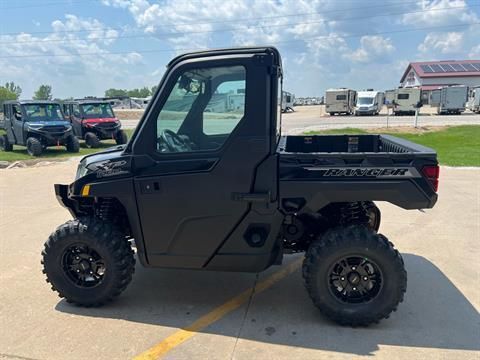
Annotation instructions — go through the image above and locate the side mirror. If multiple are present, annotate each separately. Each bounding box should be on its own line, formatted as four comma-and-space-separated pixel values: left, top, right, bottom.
14, 113, 22, 121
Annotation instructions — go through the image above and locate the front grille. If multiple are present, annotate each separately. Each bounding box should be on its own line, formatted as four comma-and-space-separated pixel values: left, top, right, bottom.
44, 126, 66, 132
95, 122, 116, 129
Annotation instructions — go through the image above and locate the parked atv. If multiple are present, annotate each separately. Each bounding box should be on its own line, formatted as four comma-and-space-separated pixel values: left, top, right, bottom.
0, 101, 79, 156
63, 100, 127, 148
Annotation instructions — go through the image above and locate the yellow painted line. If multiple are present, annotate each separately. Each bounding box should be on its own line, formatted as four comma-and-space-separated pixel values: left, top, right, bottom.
134, 258, 303, 360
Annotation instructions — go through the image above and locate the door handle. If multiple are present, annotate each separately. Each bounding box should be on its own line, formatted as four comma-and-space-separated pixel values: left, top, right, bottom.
139, 180, 161, 194
232, 192, 270, 203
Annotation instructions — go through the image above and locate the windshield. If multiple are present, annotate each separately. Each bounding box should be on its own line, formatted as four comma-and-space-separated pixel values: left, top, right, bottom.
357, 97, 374, 105
23, 104, 64, 122
80, 103, 115, 119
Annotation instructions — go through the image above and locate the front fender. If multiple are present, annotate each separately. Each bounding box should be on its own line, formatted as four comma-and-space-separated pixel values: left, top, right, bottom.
53, 179, 149, 266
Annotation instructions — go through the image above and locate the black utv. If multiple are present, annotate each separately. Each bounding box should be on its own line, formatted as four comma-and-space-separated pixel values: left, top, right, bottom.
42, 47, 439, 326
0, 101, 79, 156
63, 100, 127, 148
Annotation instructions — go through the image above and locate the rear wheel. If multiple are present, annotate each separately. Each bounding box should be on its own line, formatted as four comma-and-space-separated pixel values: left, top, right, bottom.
115, 129, 128, 145
0, 134, 13, 151
66, 135, 80, 153
302, 226, 406, 326
26, 137, 42, 156
85, 132, 100, 148
42, 218, 135, 306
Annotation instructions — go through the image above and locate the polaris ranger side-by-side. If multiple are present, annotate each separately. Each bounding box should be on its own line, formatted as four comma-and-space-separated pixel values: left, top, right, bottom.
0, 101, 79, 156
42, 47, 439, 326
63, 100, 128, 148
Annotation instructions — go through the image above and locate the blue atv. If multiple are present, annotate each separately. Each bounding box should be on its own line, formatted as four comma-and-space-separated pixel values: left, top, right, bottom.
0, 100, 79, 156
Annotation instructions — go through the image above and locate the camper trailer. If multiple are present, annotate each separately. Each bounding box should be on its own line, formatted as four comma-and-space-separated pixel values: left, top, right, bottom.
434, 86, 468, 115
325, 88, 357, 115
281, 91, 295, 112
355, 90, 384, 115
392, 88, 421, 116
468, 87, 480, 113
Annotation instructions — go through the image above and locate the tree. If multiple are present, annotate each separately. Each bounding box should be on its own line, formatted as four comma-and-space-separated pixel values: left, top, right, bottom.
127, 87, 151, 98
151, 85, 158, 95
33, 84, 53, 100
0, 86, 17, 107
4, 82, 22, 99
105, 88, 128, 97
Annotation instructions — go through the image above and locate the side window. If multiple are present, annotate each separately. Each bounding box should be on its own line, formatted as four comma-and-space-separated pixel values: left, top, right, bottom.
203, 79, 245, 135
73, 104, 81, 117
63, 105, 70, 116
13, 105, 22, 120
336, 95, 347, 100
398, 94, 409, 100
156, 65, 246, 153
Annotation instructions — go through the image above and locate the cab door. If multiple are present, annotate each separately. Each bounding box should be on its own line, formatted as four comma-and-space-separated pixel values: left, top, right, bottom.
12, 104, 25, 145
70, 104, 83, 136
132, 51, 280, 269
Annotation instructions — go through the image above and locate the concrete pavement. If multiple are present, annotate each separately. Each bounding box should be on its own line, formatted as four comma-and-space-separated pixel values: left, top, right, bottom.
0, 163, 479, 360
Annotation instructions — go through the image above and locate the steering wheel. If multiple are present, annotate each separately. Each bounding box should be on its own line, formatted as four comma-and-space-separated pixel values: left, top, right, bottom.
159, 129, 192, 152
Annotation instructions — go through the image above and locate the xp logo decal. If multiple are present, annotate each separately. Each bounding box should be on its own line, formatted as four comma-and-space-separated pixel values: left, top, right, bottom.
95, 160, 129, 178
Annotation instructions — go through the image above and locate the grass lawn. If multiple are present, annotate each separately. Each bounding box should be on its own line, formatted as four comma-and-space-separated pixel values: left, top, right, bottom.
0, 129, 135, 162
304, 125, 480, 167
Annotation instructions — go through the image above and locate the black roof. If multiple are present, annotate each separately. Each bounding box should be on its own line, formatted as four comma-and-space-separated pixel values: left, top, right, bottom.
167, 46, 282, 69
3, 100, 61, 105
64, 99, 110, 104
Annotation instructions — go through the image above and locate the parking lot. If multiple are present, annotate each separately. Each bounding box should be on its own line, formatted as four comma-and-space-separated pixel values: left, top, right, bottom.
0, 161, 479, 360
118, 105, 480, 134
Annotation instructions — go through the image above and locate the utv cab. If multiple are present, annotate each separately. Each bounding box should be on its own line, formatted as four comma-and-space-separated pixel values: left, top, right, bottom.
0, 100, 79, 156
63, 100, 127, 148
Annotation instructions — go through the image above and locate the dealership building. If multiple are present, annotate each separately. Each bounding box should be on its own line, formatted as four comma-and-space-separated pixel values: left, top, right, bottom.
400, 60, 480, 103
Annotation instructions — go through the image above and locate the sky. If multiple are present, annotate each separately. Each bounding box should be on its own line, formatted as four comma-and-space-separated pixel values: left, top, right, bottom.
0, 0, 479, 98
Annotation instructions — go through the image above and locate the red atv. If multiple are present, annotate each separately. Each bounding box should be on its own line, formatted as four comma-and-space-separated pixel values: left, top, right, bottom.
63, 100, 127, 148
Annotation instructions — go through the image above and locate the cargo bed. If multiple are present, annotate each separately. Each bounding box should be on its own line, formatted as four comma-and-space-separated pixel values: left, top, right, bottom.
277, 134, 438, 210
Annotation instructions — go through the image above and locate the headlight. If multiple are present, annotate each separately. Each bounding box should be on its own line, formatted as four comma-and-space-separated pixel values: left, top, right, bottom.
75, 161, 89, 180
27, 124, 43, 130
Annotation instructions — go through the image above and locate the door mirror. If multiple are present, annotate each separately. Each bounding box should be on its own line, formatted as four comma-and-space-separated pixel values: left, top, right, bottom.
14, 112, 22, 121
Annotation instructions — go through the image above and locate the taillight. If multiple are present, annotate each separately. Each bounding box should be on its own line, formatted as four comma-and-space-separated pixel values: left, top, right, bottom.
422, 165, 440, 192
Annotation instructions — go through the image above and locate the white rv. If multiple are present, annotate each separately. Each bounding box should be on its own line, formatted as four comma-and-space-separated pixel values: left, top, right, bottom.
468, 87, 480, 113
355, 90, 384, 115
392, 88, 421, 116
325, 88, 357, 115
281, 91, 295, 112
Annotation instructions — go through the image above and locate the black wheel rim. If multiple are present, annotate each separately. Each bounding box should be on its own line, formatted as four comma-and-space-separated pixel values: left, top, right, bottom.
328, 256, 383, 304
62, 244, 106, 288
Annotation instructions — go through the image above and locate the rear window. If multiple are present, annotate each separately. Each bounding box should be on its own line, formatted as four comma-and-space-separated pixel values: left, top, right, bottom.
398, 94, 409, 100
336, 95, 347, 100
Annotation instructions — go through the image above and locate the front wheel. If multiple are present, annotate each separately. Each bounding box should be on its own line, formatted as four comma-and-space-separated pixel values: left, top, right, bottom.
26, 137, 42, 156
85, 132, 100, 148
302, 226, 406, 326
115, 129, 128, 145
42, 218, 135, 306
